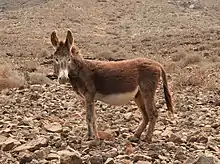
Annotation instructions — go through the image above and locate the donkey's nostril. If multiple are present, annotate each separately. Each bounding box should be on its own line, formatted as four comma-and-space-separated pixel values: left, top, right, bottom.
58, 77, 68, 84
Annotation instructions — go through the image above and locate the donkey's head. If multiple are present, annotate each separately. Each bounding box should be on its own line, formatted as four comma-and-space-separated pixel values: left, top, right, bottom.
50, 30, 74, 84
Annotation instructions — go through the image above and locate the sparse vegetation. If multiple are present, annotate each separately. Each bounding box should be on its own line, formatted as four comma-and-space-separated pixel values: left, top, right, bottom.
209, 55, 220, 63
180, 54, 202, 68
173, 68, 206, 89
0, 64, 25, 91
25, 72, 54, 85
171, 51, 187, 62
0, 0, 220, 163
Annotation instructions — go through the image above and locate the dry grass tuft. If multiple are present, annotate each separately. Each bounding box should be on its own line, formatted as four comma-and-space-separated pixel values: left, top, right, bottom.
211, 40, 220, 48
209, 55, 220, 63
24, 72, 54, 85
164, 62, 180, 73
171, 51, 187, 62
180, 54, 202, 68
173, 68, 206, 89
173, 65, 219, 91
0, 64, 25, 91
205, 76, 219, 91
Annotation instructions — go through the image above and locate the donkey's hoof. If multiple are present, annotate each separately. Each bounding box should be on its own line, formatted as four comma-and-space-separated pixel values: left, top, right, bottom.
128, 135, 140, 143
86, 135, 95, 141
87, 138, 102, 148
87, 134, 99, 141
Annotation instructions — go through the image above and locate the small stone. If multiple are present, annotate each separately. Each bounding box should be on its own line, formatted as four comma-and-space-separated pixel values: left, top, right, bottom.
161, 127, 173, 137
6, 52, 13, 56
169, 133, 184, 143
0, 135, 7, 144
193, 144, 206, 150
13, 137, 48, 152
132, 154, 152, 162
104, 158, 114, 164
197, 135, 208, 143
29, 93, 40, 101
102, 148, 118, 158
213, 100, 220, 106
211, 122, 220, 129
34, 148, 49, 159
116, 155, 130, 160
1, 137, 20, 151
18, 151, 34, 164
187, 134, 208, 143
174, 150, 186, 161
97, 0, 108, 2
123, 113, 132, 120
158, 155, 168, 161
82, 154, 90, 161
136, 161, 151, 164
189, 4, 195, 9
173, 160, 181, 164
148, 150, 159, 159
44, 122, 62, 133
192, 154, 219, 164
68, 135, 80, 144
154, 130, 162, 136
82, 148, 90, 155
46, 153, 60, 160
90, 155, 103, 164
165, 141, 176, 151
58, 150, 82, 164
62, 127, 71, 133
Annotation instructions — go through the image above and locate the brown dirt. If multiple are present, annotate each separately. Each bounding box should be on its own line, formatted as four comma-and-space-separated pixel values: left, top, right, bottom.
0, 0, 220, 163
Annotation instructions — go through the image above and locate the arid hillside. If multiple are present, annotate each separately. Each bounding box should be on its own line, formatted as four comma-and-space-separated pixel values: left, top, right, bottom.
0, 0, 220, 163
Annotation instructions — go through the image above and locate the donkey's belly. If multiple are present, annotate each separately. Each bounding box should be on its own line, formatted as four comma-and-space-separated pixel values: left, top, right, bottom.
95, 87, 139, 106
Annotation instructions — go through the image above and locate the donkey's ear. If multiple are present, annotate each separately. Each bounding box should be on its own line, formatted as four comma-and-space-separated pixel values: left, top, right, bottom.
51, 31, 59, 48
71, 46, 81, 56
65, 30, 74, 50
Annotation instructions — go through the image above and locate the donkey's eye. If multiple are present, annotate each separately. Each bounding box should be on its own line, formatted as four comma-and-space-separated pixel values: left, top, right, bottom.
54, 58, 59, 63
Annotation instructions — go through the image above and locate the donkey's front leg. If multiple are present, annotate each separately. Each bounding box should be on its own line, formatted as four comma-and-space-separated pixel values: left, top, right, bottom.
85, 97, 98, 140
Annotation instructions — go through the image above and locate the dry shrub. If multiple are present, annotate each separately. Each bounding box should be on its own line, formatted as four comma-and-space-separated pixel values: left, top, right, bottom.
0, 64, 25, 90
23, 61, 38, 72
173, 65, 219, 91
173, 67, 206, 89
164, 62, 180, 73
205, 76, 219, 90
24, 72, 54, 85
171, 51, 187, 62
180, 54, 202, 68
209, 55, 220, 63
211, 40, 220, 48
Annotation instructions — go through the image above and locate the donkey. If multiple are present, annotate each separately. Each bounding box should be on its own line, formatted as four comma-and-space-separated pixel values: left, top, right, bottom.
50, 30, 174, 143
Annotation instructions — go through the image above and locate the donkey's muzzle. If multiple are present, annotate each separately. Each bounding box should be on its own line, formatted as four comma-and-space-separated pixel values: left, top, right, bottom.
58, 76, 69, 84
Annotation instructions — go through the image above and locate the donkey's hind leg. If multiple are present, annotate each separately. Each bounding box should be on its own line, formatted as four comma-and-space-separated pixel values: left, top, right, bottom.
129, 90, 149, 142
140, 82, 159, 143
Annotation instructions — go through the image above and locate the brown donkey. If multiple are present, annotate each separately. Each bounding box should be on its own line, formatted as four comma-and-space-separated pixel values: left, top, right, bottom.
50, 30, 174, 143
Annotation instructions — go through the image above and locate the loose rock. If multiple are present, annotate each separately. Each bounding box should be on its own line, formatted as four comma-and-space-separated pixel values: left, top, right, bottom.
13, 137, 48, 152
192, 154, 220, 164
1, 137, 20, 151
58, 150, 82, 164
44, 122, 63, 133
104, 158, 114, 164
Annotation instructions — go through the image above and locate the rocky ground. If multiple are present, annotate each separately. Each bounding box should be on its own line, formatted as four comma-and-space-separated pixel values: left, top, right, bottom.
0, 0, 220, 163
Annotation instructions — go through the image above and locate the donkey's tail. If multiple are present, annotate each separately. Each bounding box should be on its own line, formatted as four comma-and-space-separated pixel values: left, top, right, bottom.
161, 66, 174, 119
